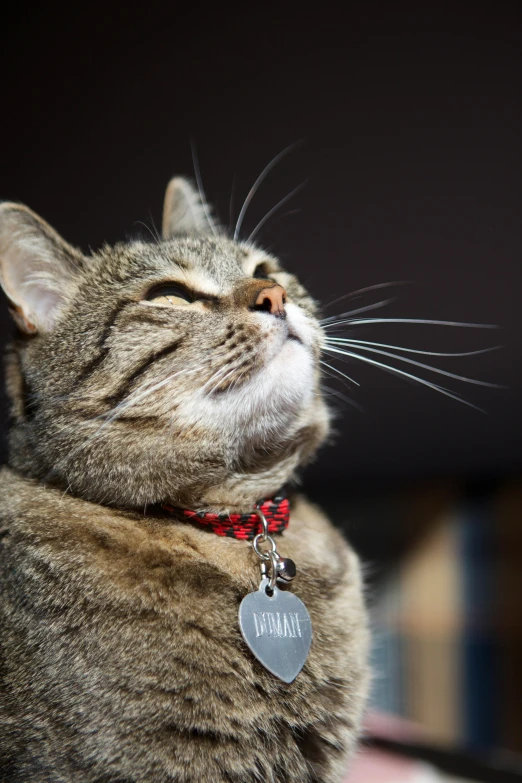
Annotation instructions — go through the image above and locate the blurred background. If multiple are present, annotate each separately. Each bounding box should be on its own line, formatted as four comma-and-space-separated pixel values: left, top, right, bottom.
1, 2, 521, 781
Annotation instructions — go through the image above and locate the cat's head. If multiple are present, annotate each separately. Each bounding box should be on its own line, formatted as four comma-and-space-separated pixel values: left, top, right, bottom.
0, 179, 329, 511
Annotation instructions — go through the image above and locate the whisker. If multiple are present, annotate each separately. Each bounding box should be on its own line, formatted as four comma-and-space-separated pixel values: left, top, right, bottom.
190, 140, 218, 237
228, 173, 236, 234
233, 141, 302, 241
206, 365, 238, 396
319, 359, 360, 386
201, 362, 235, 394
323, 317, 499, 330
320, 298, 397, 323
323, 344, 502, 387
246, 181, 306, 244
97, 365, 206, 427
227, 367, 250, 395
325, 338, 502, 358
148, 209, 162, 242
323, 348, 484, 411
133, 220, 159, 244
315, 363, 340, 383
321, 383, 364, 412
322, 281, 414, 312
49, 364, 206, 480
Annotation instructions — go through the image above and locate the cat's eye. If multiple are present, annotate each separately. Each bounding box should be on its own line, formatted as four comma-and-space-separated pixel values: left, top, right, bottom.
145, 283, 193, 306
253, 263, 275, 281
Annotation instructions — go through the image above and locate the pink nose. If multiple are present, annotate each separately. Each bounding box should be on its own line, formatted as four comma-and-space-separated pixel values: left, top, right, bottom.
254, 284, 287, 318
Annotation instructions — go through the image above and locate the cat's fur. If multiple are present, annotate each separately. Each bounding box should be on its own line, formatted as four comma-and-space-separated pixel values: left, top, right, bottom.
0, 179, 369, 782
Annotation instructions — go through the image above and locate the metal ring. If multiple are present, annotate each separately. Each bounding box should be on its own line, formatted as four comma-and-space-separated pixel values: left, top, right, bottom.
253, 508, 268, 540
267, 550, 280, 591
252, 532, 277, 561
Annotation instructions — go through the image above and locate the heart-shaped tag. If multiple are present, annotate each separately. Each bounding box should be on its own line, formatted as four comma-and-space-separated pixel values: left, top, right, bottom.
239, 578, 312, 683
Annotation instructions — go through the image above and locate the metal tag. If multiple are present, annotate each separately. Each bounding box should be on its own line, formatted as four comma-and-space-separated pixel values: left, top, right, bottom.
239, 578, 312, 683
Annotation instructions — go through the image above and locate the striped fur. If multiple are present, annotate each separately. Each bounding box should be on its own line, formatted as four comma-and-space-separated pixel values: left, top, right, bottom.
0, 179, 369, 782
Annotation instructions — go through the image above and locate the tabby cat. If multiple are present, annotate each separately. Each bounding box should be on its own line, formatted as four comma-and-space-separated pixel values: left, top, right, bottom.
0, 178, 369, 783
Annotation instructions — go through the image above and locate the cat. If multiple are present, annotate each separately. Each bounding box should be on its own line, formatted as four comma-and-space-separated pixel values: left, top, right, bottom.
0, 177, 369, 783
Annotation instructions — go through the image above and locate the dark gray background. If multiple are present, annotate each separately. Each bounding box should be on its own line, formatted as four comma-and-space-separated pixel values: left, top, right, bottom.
1, 1, 520, 490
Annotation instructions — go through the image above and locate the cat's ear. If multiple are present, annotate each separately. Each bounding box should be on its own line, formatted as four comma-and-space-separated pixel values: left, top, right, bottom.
0, 203, 82, 334
162, 177, 215, 238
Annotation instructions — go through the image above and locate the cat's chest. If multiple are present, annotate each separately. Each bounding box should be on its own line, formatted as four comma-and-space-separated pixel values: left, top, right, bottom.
0, 482, 367, 772
82, 533, 356, 731
93, 521, 355, 700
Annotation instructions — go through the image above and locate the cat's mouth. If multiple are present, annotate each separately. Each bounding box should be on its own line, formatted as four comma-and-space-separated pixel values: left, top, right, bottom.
280, 302, 315, 349
286, 326, 302, 344
202, 304, 314, 397
206, 326, 308, 396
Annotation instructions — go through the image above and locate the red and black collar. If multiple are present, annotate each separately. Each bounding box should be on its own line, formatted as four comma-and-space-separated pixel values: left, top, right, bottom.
162, 491, 290, 541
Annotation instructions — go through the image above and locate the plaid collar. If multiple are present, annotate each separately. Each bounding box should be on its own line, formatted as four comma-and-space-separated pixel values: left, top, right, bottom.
162, 491, 290, 540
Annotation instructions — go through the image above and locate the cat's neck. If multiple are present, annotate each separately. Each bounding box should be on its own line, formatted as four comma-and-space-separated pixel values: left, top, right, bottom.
7, 426, 298, 516
166, 454, 299, 514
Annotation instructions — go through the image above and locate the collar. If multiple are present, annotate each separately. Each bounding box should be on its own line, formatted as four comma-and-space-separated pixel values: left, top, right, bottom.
162, 491, 290, 540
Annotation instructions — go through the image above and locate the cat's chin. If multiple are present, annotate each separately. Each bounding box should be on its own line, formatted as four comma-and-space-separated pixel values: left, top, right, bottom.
269, 332, 310, 368
177, 336, 315, 437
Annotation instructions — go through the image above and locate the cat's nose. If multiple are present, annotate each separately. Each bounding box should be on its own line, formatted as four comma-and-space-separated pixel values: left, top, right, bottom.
252, 284, 287, 319
232, 279, 287, 318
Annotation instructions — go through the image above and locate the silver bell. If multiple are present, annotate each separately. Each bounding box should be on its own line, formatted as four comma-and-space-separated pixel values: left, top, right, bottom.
276, 557, 297, 583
